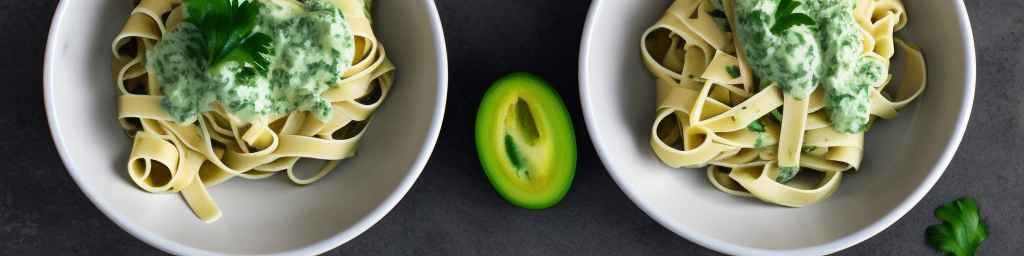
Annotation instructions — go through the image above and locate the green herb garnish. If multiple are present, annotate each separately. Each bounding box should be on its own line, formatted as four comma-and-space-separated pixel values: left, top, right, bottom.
726, 65, 741, 79
771, 109, 783, 121
776, 166, 797, 183
801, 146, 817, 153
770, 0, 816, 34
747, 120, 765, 133
185, 0, 274, 74
927, 197, 988, 256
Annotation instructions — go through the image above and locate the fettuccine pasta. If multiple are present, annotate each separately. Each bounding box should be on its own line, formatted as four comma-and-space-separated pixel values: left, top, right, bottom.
642, 0, 925, 207
112, 0, 394, 222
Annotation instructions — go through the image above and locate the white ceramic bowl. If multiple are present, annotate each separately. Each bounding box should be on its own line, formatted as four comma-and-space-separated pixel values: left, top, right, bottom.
44, 1, 446, 255
579, 0, 974, 255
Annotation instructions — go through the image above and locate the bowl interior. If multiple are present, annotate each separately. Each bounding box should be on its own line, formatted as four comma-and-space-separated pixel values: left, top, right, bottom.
45, 0, 444, 255
580, 0, 972, 254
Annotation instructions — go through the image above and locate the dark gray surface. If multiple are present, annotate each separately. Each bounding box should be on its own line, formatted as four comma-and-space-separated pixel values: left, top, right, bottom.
0, 0, 1018, 255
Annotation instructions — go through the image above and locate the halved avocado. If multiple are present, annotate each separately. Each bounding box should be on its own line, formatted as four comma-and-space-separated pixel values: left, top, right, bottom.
475, 73, 576, 209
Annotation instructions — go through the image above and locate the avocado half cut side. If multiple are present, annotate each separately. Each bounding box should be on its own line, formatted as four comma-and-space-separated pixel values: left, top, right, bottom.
475, 73, 577, 209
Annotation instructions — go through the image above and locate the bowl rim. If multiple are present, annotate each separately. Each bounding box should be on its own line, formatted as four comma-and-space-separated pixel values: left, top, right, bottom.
577, 0, 975, 255
42, 0, 449, 255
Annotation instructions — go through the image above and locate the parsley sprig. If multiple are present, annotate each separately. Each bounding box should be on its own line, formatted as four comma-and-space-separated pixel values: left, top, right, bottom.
770, 0, 816, 34
185, 0, 274, 74
926, 197, 988, 256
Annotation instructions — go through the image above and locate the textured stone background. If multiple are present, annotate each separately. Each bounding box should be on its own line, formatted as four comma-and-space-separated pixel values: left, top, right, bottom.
1, 0, 1018, 255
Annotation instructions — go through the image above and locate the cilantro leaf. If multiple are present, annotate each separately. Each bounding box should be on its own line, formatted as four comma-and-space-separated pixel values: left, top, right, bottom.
776, 0, 800, 18
222, 33, 274, 73
926, 197, 988, 256
770, 0, 816, 34
184, 0, 272, 73
772, 14, 816, 34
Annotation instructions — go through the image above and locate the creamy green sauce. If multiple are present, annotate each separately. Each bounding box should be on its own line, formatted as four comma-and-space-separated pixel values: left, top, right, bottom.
147, 0, 354, 122
734, 0, 886, 133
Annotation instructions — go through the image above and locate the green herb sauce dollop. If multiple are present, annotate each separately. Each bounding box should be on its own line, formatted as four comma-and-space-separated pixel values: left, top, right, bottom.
734, 0, 887, 133
146, 0, 355, 122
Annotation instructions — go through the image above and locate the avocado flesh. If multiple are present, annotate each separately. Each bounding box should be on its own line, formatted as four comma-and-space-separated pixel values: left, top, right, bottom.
475, 73, 577, 209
